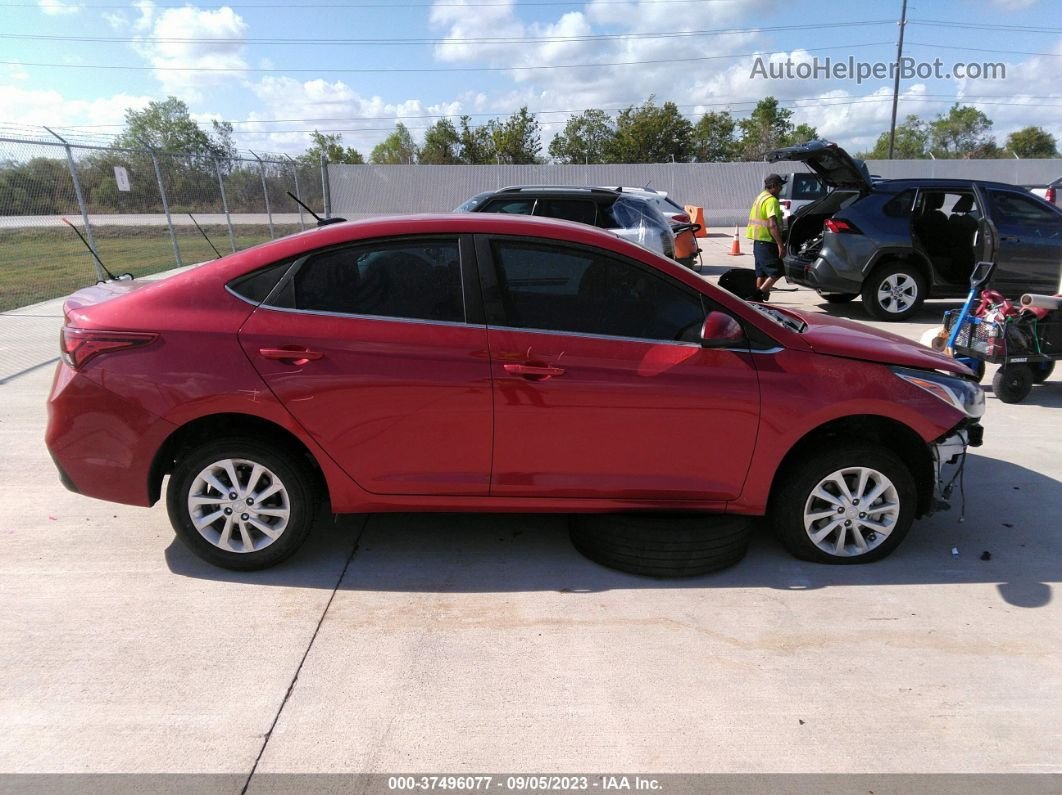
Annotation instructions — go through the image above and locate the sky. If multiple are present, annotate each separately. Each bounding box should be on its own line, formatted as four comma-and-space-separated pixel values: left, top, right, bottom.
0, 0, 1059, 158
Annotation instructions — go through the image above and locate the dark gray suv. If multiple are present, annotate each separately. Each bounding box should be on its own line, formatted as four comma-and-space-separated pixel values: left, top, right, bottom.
768, 140, 1062, 320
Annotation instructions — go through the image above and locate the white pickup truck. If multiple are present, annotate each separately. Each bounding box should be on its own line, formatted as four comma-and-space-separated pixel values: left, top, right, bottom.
1025, 177, 1062, 206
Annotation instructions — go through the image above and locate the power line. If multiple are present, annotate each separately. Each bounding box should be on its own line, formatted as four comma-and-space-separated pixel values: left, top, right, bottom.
0, 42, 892, 74
910, 19, 1062, 33
0, 20, 894, 46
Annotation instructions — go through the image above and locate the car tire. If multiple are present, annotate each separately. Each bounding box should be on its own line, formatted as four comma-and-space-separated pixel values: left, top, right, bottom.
861, 262, 927, 321
1031, 361, 1054, 384
822, 292, 858, 304
771, 445, 915, 564
166, 436, 316, 570
992, 364, 1034, 404
569, 513, 753, 577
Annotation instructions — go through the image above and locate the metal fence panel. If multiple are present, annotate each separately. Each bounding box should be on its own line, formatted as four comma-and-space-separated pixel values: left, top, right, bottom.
0, 133, 331, 313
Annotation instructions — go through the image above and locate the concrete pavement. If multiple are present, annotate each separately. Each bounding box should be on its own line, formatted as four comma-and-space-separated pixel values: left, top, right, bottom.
0, 233, 1060, 791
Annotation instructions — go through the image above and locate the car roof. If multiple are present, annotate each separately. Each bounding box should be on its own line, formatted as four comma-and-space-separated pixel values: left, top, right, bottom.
204, 212, 658, 279
870, 178, 1039, 192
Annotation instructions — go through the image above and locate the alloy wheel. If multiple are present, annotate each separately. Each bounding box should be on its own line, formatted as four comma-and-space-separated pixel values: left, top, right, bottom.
802, 465, 900, 557
186, 457, 291, 553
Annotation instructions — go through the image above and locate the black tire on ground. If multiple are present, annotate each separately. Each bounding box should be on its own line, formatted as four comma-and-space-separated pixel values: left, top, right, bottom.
993, 364, 1034, 404
166, 436, 316, 570
1031, 360, 1055, 384
770, 444, 916, 564
861, 262, 927, 321
569, 513, 753, 578
822, 292, 858, 304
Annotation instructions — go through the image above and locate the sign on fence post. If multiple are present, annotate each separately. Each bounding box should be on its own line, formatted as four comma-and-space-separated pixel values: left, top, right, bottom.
114, 166, 131, 192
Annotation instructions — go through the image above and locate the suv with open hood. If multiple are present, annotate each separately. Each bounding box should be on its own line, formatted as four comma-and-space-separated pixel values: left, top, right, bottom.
768, 140, 1062, 320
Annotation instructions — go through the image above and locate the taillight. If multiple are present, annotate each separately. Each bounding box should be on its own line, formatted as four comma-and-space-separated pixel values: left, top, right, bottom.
824, 218, 859, 234
1047, 186, 1056, 204
60, 327, 157, 370
672, 212, 691, 223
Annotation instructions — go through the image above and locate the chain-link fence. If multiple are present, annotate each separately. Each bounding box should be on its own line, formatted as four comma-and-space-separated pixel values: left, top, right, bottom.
0, 131, 330, 312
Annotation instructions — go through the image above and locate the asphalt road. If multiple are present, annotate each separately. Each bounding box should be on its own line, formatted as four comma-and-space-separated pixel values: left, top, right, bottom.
1, 233, 1060, 793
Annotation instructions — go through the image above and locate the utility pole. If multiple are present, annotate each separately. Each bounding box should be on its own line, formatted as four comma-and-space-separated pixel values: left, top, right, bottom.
887, 0, 909, 160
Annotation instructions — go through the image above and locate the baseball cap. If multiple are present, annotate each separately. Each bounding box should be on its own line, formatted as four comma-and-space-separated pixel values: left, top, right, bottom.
764, 173, 787, 187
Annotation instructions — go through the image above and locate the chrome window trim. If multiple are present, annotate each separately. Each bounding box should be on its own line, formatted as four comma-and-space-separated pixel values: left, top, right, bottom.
484, 324, 703, 348
252, 302, 484, 329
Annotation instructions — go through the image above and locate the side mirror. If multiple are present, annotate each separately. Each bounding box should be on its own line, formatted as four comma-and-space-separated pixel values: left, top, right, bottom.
700, 311, 745, 348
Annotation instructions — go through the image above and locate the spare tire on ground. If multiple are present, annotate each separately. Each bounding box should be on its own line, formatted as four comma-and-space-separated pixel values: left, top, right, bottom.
569, 513, 754, 578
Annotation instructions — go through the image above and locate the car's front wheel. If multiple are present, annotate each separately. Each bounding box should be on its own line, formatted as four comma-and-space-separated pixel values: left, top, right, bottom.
771, 445, 916, 564
166, 436, 316, 570
862, 262, 926, 321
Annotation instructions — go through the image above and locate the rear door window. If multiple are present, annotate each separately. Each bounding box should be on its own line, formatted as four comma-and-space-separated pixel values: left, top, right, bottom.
534, 199, 599, 226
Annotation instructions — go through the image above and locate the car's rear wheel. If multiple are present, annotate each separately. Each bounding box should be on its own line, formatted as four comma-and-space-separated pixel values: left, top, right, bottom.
166, 436, 316, 570
822, 292, 858, 304
569, 513, 753, 577
862, 262, 926, 321
771, 445, 915, 564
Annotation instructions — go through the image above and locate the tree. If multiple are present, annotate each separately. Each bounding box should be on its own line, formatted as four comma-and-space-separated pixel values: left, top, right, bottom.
114, 97, 229, 159
929, 104, 995, 158
691, 111, 736, 162
300, 130, 364, 165
737, 97, 794, 160
1005, 126, 1059, 158
457, 115, 494, 164
864, 115, 930, 159
419, 119, 462, 164
487, 107, 542, 164
605, 97, 693, 164
548, 109, 614, 164
370, 122, 418, 164
783, 123, 819, 147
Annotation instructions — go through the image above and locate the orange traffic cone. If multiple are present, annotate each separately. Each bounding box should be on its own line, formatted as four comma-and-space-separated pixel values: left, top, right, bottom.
728, 226, 742, 256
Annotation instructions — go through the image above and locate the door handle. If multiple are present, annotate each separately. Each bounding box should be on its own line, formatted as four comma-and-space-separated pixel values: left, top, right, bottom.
503, 362, 566, 380
258, 347, 324, 365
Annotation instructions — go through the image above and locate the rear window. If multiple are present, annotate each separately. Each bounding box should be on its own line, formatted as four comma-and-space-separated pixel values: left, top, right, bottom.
787, 173, 827, 200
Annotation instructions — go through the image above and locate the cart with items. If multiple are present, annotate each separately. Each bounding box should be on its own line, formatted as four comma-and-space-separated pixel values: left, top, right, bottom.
942, 268, 1060, 404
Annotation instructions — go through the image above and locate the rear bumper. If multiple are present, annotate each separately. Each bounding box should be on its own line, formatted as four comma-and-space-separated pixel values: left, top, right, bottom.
46, 363, 176, 507
783, 252, 864, 294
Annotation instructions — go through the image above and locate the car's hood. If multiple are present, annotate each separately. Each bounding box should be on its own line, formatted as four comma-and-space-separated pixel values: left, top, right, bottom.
766, 140, 872, 192
794, 311, 972, 375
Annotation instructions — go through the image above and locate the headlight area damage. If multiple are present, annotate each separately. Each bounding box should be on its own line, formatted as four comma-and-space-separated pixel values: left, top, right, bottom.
890, 366, 985, 518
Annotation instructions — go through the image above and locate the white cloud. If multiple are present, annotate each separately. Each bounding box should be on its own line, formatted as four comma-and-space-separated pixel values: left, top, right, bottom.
38, 0, 80, 15
0, 85, 151, 133
235, 76, 467, 155
125, 3, 249, 100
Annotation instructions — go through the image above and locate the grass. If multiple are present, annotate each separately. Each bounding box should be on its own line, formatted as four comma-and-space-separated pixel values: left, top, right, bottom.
0, 224, 304, 312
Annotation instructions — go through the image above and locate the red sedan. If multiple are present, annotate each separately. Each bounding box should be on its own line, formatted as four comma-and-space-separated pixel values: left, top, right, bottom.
47, 213, 984, 574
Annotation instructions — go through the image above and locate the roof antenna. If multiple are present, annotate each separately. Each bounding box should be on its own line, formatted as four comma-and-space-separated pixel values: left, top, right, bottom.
286, 191, 346, 226
188, 213, 222, 259
61, 217, 127, 282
